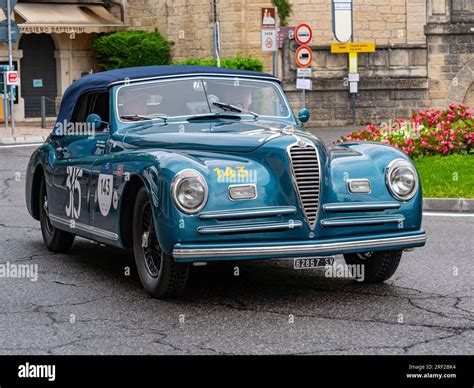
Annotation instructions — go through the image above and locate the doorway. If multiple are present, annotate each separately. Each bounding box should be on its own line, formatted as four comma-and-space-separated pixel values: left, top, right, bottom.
19, 34, 57, 118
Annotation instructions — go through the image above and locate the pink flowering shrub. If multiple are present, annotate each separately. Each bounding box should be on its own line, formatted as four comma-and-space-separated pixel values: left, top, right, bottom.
340, 104, 473, 158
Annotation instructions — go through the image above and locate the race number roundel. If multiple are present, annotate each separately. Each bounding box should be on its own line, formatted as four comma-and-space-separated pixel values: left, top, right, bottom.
295, 23, 313, 46
295, 46, 313, 68
98, 162, 114, 217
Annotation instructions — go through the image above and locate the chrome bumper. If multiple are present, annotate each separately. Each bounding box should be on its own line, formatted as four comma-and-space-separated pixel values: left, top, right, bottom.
173, 232, 427, 261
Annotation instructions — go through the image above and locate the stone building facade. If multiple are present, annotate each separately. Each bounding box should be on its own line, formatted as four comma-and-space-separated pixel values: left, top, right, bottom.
2, 0, 471, 124
122, 0, 474, 126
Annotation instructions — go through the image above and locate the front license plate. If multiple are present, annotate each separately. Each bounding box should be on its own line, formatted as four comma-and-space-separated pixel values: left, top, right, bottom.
294, 257, 335, 270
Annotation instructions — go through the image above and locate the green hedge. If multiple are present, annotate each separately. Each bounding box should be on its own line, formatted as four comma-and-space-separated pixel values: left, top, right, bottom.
92, 30, 171, 70
174, 57, 264, 72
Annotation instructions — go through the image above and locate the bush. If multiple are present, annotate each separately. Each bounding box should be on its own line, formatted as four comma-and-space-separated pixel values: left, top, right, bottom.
340, 104, 474, 158
92, 30, 171, 70
174, 57, 264, 72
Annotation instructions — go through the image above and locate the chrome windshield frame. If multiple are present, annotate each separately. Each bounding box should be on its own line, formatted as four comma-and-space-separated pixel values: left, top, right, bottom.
114, 75, 294, 125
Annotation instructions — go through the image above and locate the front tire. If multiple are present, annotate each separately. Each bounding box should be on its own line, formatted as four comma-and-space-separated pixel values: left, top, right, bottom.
39, 175, 75, 253
343, 250, 402, 283
132, 186, 190, 298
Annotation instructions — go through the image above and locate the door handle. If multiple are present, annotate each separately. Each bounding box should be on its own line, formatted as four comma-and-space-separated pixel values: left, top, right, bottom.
57, 147, 68, 158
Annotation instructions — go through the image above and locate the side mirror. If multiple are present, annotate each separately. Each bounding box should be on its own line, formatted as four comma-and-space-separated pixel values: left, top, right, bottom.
86, 113, 107, 129
298, 108, 310, 124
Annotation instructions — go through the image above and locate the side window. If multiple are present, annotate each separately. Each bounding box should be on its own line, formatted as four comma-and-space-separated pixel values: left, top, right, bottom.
71, 91, 109, 132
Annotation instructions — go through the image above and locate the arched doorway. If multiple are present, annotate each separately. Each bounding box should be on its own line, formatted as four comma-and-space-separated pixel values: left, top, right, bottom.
19, 34, 57, 118
447, 58, 474, 107
463, 83, 474, 108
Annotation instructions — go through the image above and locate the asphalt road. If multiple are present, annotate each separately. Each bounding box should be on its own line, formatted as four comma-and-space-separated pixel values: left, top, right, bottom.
0, 144, 473, 355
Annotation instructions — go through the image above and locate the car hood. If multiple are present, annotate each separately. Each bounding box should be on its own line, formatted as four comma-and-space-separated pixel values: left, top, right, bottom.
118, 120, 299, 153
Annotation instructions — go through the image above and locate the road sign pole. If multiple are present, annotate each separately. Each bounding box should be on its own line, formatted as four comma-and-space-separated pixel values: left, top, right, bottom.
350, 1, 356, 125
302, 83, 306, 109
273, 50, 278, 77
3, 74, 9, 133
273, 7, 278, 77
6, 0, 15, 135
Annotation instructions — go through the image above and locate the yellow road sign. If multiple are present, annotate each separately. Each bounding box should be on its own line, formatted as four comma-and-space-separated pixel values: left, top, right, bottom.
331, 42, 376, 53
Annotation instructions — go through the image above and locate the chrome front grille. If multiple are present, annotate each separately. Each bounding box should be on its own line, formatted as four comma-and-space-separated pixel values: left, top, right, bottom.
288, 143, 321, 230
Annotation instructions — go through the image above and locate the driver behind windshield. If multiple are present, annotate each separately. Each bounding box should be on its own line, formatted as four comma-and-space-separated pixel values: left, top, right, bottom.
119, 93, 148, 117
207, 84, 253, 113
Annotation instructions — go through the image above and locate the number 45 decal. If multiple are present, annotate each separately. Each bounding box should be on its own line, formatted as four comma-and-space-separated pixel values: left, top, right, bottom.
65, 166, 83, 220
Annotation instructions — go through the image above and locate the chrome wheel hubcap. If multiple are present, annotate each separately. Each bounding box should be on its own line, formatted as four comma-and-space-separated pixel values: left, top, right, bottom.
357, 252, 374, 260
43, 195, 55, 235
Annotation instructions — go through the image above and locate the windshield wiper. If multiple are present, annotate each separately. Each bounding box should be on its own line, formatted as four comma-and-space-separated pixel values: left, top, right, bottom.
213, 102, 259, 119
187, 113, 242, 121
120, 114, 152, 121
120, 114, 168, 123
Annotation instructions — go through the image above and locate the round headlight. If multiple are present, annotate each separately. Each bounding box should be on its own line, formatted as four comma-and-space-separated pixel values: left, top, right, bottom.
386, 159, 419, 201
171, 169, 208, 214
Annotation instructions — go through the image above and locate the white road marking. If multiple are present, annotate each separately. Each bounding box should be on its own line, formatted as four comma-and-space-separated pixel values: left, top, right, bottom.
423, 212, 474, 218
0, 143, 42, 149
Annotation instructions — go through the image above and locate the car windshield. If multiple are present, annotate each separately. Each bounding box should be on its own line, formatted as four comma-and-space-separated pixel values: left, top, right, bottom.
116, 77, 291, 122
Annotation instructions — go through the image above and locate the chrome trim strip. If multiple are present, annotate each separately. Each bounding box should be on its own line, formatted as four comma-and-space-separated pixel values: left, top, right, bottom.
109, 72, 280, 87
49, 215, 119, 241
323, 202, 401, 212
173, 233, 427, 259
197, 220, 303, 235
320, 215, 405, 228
199, 206, 297, 220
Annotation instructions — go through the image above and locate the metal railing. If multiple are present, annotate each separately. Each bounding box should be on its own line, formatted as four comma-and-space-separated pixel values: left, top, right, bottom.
40, 95, 57, 128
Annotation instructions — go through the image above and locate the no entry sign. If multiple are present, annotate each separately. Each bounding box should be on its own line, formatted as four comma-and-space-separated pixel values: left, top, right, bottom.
295, 23, 313, 45
295, 46, 313, 68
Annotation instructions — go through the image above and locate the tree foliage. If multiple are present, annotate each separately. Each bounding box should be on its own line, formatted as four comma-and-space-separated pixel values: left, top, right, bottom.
92, 30, 171, 70
272, 0, 293, 26
174, 57, 264, 72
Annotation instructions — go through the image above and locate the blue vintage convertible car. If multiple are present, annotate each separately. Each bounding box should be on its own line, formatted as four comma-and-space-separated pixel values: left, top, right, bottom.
25, 65, 426, 298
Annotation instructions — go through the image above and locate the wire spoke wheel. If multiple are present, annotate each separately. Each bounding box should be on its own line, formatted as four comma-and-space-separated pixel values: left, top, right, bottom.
140, 201, 162, 278
132, 185, 190, 298
356, 251, 374, 261
39, 175, 75, 253
42, 194, 55, 236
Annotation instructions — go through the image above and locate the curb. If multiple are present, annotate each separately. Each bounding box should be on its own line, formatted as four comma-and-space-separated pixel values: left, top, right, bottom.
0, 135, 47, 145
423, 198, 474, 213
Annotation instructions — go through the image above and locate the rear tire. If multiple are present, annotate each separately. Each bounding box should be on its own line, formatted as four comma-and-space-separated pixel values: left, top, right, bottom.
343, 250, 402, 283
132, 186, 189, 298
39, 175, 75, 253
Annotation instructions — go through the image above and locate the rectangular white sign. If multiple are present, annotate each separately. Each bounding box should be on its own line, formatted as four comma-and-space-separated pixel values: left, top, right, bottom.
349, 81, 358, 94
334, 3, 351, 10
297, 68, 312, 78
296, 78, 312, 90
261, 29, 278, 52
348, 73, 360, 82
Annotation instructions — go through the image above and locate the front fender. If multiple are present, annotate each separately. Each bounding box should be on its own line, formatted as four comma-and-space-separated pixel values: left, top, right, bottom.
25, 142, 56, 220
326, 141, 423, 230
